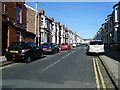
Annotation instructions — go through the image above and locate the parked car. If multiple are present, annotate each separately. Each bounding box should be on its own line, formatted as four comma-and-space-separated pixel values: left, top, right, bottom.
72, 43, 77, 48
41, 42, 59, 54
60, 43, 71, 50
5, 42, 44, 63
86, 40, 105, 54
76, 43, 81, 47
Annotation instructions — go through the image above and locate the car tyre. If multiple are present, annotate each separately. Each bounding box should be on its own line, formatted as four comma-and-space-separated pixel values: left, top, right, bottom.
41, 52, 44, 58
86, 52, 89, 55
6, 57, 11, 61
52, 49, 55, 54
24, 56, 31, 63
57, 49, 59, 53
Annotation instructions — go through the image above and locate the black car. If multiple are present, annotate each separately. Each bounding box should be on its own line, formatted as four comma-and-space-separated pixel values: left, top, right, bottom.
5, 42, 44, 63
41, 42, 59, 54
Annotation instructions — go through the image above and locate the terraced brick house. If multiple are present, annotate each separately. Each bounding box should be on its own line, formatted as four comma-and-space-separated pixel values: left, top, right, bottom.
2, 2, 27, 55
60, 25, 65, 44
39, 9, 49, 44
25, 4, 37, 43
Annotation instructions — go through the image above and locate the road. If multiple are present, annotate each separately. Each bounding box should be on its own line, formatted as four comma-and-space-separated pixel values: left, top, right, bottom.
1, 46, 114, 88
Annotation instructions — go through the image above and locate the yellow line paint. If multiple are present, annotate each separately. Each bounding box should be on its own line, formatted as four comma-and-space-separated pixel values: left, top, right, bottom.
0, 61, 13, 67
0, 63, 20, 70
93, 58, 100, 90
96, 59, 106, 90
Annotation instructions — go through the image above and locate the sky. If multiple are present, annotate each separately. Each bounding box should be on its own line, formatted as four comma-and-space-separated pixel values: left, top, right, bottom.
25, 2, 117, 39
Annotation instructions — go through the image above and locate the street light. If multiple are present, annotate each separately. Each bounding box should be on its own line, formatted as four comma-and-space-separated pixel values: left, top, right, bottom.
35, 1, 38, 44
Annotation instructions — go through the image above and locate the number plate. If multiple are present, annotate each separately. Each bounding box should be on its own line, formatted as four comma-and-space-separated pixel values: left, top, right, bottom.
43, 48, 47, 50
95, 46, 99, 48
10, 51, 18, 53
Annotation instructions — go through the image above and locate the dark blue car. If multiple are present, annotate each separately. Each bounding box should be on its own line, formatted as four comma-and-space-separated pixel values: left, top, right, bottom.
76, 43, 81, 47
41, 42, 59, 54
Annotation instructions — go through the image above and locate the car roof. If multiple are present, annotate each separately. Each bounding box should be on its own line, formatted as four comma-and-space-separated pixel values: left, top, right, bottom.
90, 40, 102, 42
43, 42, 55, 44
12, 42, 36, 44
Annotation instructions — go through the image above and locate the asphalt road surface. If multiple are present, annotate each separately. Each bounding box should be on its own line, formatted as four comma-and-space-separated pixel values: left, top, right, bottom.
1, 46, 114, 89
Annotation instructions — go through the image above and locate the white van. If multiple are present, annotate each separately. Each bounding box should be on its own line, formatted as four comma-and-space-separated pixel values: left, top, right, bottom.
86, 40, 105, 54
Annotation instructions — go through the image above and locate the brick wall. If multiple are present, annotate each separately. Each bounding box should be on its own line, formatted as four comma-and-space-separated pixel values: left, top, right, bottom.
1, 2, 27, 55
26, 5, 36, 34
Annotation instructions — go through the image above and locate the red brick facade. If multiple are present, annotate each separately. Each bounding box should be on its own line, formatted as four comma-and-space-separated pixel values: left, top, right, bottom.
2, 2, 27, 55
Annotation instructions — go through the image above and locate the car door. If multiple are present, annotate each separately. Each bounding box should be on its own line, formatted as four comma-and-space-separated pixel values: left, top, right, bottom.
32, 43, 41, 58
25, 43, 34, 59
34, 44, 43, 58
53, 43, 58, 52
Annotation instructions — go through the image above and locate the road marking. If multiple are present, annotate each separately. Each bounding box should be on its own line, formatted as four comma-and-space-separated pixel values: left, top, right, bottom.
0, 61, 13, 66
93, 58, 100, 90
62, 57, 65, 59
39, 59, 61, 74
0, 63, 20, 70
40, 50, 76, 74
71, 51, 75, 53
96, 59, 106, 90
67, 53, 70, 55
62, 53, 71, 59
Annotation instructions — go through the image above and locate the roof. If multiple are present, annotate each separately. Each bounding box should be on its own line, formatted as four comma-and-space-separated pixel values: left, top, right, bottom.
113, 2, 120, 8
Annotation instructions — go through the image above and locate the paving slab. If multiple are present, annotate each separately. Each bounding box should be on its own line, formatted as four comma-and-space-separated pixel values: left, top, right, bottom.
99, 55, 120, 89
0, 56, 7, 63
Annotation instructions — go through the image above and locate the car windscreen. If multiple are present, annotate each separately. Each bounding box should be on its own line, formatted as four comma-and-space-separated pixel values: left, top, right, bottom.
9, 42, 25, 49
90, 41, 103, 45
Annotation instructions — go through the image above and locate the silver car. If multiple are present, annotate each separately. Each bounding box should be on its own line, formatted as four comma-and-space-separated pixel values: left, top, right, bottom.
86, 40, 105, 54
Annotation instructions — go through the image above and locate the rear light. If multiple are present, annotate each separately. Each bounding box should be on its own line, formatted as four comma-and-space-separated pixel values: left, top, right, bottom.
6, 49, 8, 51
65, 45, 68, 47
22, 49, 28, 53
47, 48, 52, 50
59, 47, 61, 50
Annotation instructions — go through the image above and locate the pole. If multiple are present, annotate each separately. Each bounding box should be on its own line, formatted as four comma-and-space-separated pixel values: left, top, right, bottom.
37, 1, 40, 46
35, 1, 38, 44
0, 2, 2, 56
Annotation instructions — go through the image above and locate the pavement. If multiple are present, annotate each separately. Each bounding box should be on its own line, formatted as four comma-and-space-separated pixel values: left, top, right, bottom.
0, 52, 119, 89
0, 56, 7, 64
99, 55, 120, 89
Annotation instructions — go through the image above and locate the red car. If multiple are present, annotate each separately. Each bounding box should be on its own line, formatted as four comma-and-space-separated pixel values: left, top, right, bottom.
60, 43, 71, 50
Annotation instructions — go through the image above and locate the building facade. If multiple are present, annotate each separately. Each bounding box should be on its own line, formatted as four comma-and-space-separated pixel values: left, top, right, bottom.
2, 2, 27, 55
25, 4, 37, 43
39, 9, 49, 44
1, 2, 82, 56
60, 25, 65, 44
94, 2, 120, 60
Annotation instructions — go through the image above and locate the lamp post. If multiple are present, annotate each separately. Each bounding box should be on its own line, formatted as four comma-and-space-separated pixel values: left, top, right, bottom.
0, 2, 2, 56
35, 1, 38, 44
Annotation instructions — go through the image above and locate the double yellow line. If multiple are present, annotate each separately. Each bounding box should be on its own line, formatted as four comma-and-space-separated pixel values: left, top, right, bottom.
0, 61, 20, 70
93, 58, 106, 90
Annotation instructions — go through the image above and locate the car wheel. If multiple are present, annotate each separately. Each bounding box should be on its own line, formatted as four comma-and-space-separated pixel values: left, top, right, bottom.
57, 49, 59, 53
86, 52, 89, 55
24, 56, 31, 63
41, 52, 44, 58
6, 57, 11, 61
52, 49, 55, 54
